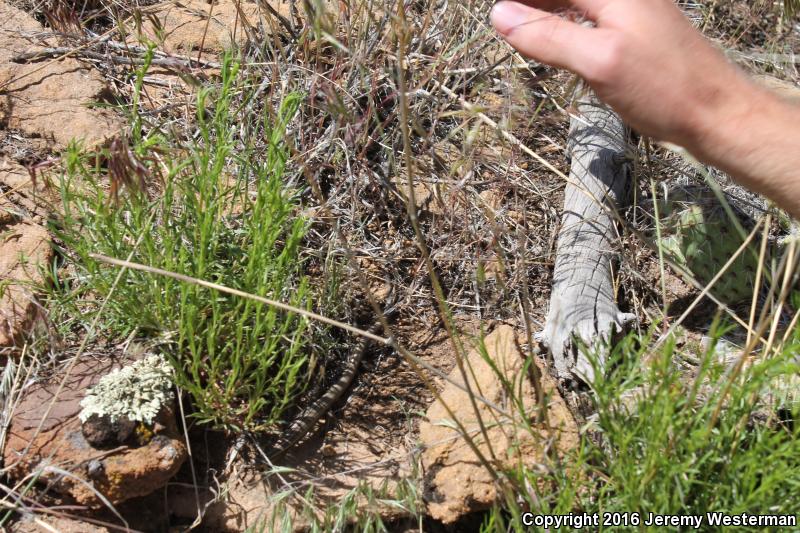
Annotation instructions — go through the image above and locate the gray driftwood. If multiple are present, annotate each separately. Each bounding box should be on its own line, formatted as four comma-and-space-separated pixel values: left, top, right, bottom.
542, 87, 635, 382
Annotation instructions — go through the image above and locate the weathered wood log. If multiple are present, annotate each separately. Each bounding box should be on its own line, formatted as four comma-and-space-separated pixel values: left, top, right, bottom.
542, 87, 635, 382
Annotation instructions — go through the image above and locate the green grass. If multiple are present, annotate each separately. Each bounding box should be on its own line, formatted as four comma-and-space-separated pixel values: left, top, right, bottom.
49, 55, 315, 432
482, 325, 800, 532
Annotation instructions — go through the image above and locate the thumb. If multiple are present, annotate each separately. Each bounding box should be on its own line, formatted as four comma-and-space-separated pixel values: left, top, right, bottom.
491, 1, 600, 76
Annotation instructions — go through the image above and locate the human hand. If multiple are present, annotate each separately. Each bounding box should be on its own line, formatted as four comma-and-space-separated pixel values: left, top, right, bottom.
490, 0, 758, 149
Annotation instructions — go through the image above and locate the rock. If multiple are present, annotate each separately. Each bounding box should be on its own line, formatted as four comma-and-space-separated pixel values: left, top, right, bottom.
81, 413, 137, 448
391, 174, 437, 212
1, 159, 37, 225
3, 357, 187, 507
0, 2, 121, 151
418, 325, 579, 524
139, 0, 290, 54
0, 220, 52, 348
11, 515, 110, 532
0, 158, 56, 349
478, 189, 505, 212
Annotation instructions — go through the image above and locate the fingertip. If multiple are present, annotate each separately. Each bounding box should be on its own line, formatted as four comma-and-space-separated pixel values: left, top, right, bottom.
490, 4, 599, 74
491, 1, 532, 36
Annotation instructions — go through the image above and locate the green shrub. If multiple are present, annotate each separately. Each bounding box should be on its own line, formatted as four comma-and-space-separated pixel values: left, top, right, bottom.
53, 56, 312, 432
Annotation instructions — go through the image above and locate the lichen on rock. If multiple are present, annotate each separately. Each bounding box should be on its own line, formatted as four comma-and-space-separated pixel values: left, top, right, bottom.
79, 355, 174, 425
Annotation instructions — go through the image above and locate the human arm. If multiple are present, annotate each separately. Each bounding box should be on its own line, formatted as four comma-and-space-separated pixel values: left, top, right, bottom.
490, 0, 800, 219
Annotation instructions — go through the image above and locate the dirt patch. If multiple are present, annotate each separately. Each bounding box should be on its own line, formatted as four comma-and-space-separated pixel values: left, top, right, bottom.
175, 321, 578, 529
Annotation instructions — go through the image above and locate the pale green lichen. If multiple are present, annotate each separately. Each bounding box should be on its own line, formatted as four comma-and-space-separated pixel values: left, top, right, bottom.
79, 355, 174, 424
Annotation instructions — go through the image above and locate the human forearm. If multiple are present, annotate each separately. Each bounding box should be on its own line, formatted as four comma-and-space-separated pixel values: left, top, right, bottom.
687, 80, 800, 219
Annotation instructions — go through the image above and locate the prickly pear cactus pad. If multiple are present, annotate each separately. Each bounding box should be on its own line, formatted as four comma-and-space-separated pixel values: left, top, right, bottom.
652, 186, 762, 304
79, 355, 174, 425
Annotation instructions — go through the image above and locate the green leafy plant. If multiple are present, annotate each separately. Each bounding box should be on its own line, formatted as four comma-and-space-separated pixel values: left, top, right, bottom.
52, 56, 312, 432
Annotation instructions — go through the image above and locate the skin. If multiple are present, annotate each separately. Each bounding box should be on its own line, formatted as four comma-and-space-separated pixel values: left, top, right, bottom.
490, 0, 800, 219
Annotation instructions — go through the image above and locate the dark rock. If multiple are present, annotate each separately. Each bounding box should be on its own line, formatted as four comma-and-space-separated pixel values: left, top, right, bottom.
81, 413, 136, 448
